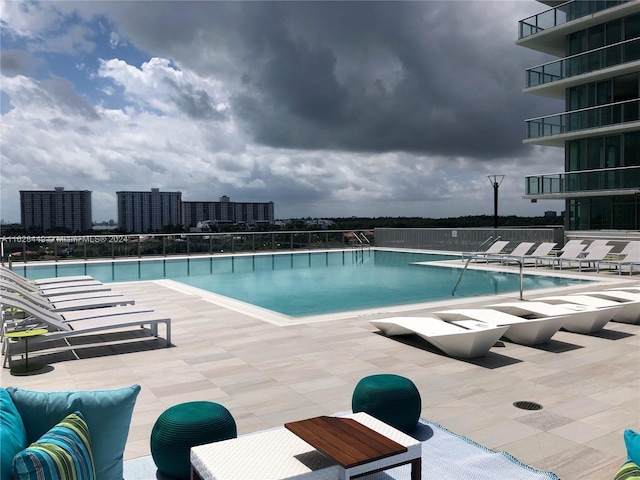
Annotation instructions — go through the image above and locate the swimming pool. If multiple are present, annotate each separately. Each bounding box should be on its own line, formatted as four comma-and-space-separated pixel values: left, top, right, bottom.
17, 250, 592, 317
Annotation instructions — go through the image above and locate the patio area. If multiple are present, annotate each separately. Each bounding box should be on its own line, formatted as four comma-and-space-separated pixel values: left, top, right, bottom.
1, 263, 638, 479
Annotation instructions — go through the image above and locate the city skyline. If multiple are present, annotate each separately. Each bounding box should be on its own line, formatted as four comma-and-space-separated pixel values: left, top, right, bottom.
1, 1, 565, 223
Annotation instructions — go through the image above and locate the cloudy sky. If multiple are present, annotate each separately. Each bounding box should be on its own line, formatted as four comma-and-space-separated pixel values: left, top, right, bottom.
0, 0, 565, 223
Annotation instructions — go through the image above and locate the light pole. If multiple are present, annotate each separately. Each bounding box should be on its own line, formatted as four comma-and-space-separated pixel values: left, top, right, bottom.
487, 175, 505, 229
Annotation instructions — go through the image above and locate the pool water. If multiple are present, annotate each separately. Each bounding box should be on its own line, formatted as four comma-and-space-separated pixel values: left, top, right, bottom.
19, 250, 591, 317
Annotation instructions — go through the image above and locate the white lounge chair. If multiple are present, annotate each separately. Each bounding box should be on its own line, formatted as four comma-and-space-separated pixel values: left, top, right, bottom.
2, 297, 171, 368
485, 242, 535, 264
560, 240, 585, 250
571, 290, 640, 324
538, 243, 587, 269
1, 267, 99, 291
35, 283, 112, 297
32, 275, 95, 285
597, 242, 640, 275
501, 242, 557, 267
583, 239, 611, 252
488, 301, 619, 334
540, 294, 639, 324
434, 308, 567, 345
371, 316, 509, 358
2, 295, 155, 327
1, 280, 135, 312
464, 241, 510, 263
2, 268, 110, 297
551, 245, 613, 271
0, 265, 94, 284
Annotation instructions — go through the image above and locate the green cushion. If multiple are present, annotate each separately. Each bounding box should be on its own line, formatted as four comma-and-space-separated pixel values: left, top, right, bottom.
626, 430, 640, 465
7, 385, 140, 480
13, 411, 95, 480
352, 374, 422, 433
614, 461, 640, 480
151, 401, 237, 479
1, 388, 29, 480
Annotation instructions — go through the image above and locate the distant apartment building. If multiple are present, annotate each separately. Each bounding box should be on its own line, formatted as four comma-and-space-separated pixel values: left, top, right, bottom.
20, 187, 92, 233
182, 195, 275, 229
117, 188, 182, 233
518, 1, 640, 230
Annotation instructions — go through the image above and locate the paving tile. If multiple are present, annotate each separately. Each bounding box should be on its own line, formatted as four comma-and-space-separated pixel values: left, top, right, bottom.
549, 420, 612, 444
497, 432, 580, 465
516, 410, 575, 431
466, 419, 540, 449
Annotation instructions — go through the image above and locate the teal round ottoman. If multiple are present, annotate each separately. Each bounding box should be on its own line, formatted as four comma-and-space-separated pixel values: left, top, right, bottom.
151, 401, 237, 479
352, 374, 421, 433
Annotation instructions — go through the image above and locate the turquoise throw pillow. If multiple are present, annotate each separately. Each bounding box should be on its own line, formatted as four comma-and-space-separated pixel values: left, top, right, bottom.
1, 388, 29, 480
626, 430, 640, 465
7, 385, 140, 480
13, 411, 95, 480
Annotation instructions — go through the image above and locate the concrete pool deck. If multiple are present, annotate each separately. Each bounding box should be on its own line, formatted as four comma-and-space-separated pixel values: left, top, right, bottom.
2, 260, 638, 479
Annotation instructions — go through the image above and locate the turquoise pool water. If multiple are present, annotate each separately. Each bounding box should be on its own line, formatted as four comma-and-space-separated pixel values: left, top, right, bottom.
18, 250, 591, 317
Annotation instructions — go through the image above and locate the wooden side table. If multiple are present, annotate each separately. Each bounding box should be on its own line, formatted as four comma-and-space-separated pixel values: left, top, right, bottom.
285, 415, 421, 480
4, 328, 47, 373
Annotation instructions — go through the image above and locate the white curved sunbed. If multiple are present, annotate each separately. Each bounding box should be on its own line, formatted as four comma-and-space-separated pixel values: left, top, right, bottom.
488, 301, 620, 334
613, 285, 640, 293
371, 316, 509, 359
574, 290, 640, 324
434, 308, 567, 345
540, 294, 639, 324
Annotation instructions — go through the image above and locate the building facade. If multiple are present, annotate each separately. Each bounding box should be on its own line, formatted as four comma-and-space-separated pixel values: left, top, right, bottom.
182, 196, 275, 229
20, 187, 92, 233
518, 1, 640, 230
117, 188, 182, 233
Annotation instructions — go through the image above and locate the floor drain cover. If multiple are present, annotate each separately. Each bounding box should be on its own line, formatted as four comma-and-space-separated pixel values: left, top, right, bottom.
513, 401, 543, 411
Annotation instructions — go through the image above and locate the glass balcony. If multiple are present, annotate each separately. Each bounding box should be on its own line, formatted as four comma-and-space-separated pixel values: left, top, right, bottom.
525, 99, 640, 139
525, 166, 640, 196
519, 0, 628, 39
526, 38, 640, 88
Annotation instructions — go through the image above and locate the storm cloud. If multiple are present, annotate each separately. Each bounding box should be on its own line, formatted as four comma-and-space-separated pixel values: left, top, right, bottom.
0, 1, 564, 222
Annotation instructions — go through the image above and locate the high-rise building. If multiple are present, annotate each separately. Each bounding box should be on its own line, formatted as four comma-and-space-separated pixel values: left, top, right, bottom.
20, 187, 92, 233
117, 188, 182, 233
182, 196, 275, 228
518, 1, 640, 230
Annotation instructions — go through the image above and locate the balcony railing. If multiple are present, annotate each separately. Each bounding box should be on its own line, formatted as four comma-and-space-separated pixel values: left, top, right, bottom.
526, 38, 640, 88
525, 166, 640, 196
519, 0, 628, 39
525, 99, 640, 139
0, 230, 375, 264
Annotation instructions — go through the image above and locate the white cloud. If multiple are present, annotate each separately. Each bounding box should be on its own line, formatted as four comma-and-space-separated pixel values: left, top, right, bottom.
0, 0, 62, 39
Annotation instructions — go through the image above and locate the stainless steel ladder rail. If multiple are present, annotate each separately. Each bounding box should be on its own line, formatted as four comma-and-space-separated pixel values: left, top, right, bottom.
452, 235, 526, 299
